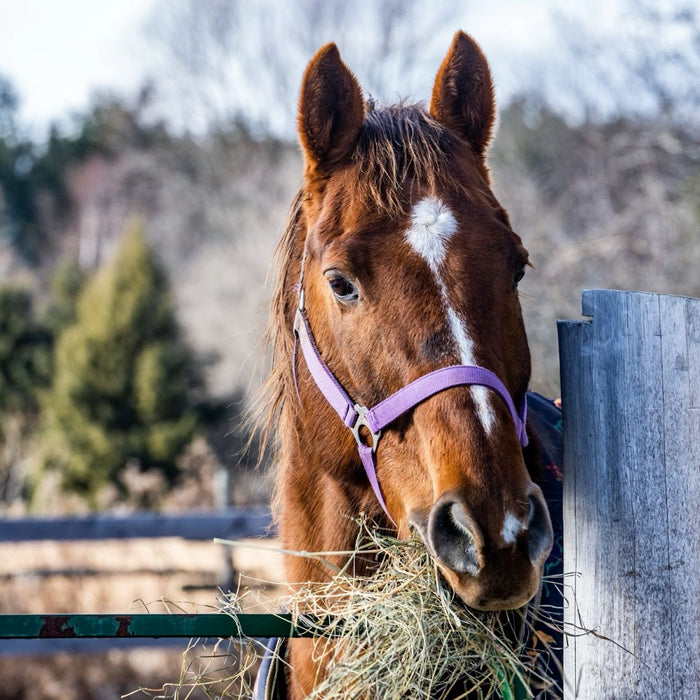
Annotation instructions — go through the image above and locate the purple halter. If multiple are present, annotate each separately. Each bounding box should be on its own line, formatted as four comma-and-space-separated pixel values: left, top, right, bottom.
293, 301, 528, 525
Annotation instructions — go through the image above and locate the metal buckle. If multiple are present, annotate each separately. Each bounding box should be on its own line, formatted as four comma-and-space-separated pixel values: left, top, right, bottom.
350, 404, 381, 453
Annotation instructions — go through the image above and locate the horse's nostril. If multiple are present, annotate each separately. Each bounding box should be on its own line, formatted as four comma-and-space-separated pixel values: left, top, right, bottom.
448, 501, 472, 536
428, 500, 481, 576
527, 487, 554, 566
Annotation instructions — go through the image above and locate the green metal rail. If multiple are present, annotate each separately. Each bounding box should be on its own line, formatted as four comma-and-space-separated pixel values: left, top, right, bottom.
0, 614, 529, 699
0, 613, 315, 639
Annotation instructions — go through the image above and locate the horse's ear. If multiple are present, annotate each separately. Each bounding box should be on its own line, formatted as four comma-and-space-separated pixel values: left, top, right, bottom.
430, 31, 495, 158
298, 43, 365, 177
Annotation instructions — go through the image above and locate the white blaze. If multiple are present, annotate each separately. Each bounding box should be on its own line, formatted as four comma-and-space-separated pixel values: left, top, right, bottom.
405, 197, 457, 268
405, 196, 496, 435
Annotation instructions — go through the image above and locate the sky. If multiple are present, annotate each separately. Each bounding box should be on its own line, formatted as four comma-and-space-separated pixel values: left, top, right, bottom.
0, 0, 626, 139
0, 0, 154, 135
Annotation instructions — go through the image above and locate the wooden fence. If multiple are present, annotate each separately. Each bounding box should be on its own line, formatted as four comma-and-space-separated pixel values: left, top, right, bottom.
559, 290, 699, 699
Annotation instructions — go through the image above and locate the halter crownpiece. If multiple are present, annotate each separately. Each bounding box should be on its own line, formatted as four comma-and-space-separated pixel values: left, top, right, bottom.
293, 300, 529, 525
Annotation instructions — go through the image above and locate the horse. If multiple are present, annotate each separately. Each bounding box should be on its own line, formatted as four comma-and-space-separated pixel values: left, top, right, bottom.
261, 30, 554, 698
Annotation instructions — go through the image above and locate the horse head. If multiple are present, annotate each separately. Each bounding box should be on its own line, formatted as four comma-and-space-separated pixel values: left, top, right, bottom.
274, 31, 553, 619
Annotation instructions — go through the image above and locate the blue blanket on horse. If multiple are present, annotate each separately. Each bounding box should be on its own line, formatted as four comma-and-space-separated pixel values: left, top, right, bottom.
254, 393, 564, 700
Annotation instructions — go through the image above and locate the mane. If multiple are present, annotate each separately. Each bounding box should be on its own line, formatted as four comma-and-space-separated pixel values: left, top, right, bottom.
251, 188, 303, 493
254, 103, 472, 506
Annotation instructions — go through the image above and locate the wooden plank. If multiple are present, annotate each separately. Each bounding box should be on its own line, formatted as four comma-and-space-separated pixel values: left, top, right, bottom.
687, 297, 700, 409
560, 291, 638, 696
660, 295, 700, 698
0, 508, 273, 542
559, 290, 700, 699
557, 314, 588, 696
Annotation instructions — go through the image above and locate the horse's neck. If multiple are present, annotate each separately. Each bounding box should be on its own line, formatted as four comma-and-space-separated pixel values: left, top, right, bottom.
278, 432, 387, 699
277, 430, 383, 584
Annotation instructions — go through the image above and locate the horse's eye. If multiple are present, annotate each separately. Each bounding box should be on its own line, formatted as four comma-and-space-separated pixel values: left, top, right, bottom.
514, 265, 526, 288
325, 271, 359, 303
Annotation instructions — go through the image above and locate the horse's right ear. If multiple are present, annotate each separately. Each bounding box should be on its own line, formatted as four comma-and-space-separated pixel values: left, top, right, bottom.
298, 43, 365, 177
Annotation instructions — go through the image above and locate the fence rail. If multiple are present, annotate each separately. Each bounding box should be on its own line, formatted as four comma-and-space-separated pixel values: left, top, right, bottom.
0, 507, 273, 542
0, 613, 314, 656
0, 613, 309, 639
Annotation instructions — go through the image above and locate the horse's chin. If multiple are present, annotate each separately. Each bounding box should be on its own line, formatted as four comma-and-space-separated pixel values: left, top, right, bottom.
436, 566, 540, 612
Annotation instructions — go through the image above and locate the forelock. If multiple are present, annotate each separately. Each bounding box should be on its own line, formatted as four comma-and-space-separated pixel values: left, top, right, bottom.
351, 104, 464, 217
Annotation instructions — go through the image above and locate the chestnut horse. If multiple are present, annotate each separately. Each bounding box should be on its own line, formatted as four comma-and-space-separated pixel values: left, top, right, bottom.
263, 31, 553, 698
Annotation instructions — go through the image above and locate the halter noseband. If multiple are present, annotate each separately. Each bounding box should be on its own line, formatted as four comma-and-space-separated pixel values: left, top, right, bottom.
292, 291, 528, 525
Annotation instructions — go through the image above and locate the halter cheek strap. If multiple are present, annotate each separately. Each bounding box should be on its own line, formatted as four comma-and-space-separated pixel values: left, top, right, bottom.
293, 307, 528, 525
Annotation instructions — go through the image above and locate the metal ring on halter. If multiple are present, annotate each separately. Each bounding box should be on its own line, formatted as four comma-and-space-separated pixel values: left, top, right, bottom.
350, 405, 381, 453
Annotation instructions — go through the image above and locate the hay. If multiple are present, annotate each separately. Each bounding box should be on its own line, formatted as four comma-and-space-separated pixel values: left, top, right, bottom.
281, 522, 552, 699
132, 591, 265, 699
141, 522, 559, 698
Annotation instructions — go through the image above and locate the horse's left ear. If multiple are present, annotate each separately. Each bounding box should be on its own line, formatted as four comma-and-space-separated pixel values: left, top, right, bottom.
430, 31, 495, 158
298, 43, 365, 177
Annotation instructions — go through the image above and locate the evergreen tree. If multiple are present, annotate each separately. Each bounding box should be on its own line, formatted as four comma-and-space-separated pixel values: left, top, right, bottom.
45, 258, 86, 335
39, 224, 199, 501
0, 286, 52, 504
0, 287, 52, 415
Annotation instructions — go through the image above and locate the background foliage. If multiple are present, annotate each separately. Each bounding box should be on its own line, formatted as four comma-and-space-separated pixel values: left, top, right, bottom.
37, 225, 200, 502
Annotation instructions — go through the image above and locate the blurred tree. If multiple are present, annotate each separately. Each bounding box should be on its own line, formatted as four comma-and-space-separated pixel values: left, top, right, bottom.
0, 73, 63, 265
547, 0, 700, 127
0, 287, 52, 414
0, 286, 52, 505
45, 259, 87, 335
0, 79, 169, 268
38, 223, 200, 502
0, 134, 44, 264
0, 74, 18, 142
70, 86, 170, 156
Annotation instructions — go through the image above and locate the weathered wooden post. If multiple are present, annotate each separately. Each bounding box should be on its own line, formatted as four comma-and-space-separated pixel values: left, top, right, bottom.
558, 290, 699, 699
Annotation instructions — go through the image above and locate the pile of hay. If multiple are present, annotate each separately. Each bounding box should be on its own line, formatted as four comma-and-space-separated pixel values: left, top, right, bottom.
282, 524, 551, 699
142, 522, 559, 698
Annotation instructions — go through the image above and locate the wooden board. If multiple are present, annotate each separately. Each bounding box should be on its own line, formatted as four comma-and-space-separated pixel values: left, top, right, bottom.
0, 507, 272, 542
558, 290, 700, 699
